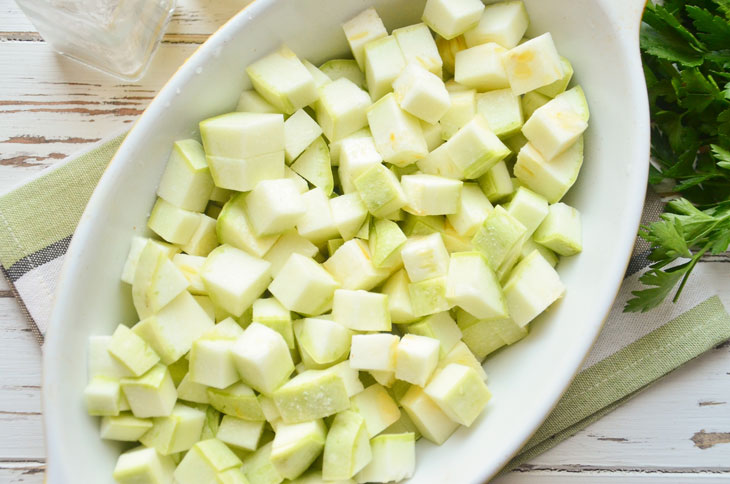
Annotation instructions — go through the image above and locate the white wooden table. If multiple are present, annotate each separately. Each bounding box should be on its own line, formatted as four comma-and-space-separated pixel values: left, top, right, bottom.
1, 1, 729, 482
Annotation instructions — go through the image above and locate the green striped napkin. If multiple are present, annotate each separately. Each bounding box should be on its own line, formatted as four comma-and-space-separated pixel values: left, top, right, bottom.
0, 136, 729, 476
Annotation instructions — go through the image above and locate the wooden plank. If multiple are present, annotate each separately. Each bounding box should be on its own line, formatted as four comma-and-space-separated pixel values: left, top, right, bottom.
0, 462, 45, 484
498, 470, 730, 483
0, 0, 249, 36
526, 344, 730, 469
0, 277, 10, 293
0, 298, 43, 459
0, 41, 197, 192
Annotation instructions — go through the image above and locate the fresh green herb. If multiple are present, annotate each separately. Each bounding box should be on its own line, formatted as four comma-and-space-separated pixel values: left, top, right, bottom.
627, 0, 730, 312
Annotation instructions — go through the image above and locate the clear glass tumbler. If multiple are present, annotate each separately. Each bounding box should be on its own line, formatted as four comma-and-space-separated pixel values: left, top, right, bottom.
14, 0, 176, 81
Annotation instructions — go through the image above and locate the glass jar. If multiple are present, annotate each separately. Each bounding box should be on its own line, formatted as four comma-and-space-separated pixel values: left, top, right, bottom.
15, 0, 176, 81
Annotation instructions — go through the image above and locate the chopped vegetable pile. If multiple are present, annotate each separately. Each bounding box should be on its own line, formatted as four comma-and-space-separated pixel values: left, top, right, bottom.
83, 1, 591, 483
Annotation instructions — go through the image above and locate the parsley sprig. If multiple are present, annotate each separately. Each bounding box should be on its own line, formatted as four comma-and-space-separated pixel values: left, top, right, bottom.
626, 0, 730, 312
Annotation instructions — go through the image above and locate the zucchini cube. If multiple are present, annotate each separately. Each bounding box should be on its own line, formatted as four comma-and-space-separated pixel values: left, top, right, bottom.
393, 63, 451, 125
503, 250, 565, 327
252, 298, 294, 349
273, 368, 351, 423
113, 446, 176, 484
207, 382, 265, 421
263, 230, 319, 277
338, 136, 382, 193
537, 56, 574, 98
443, 115, 511, 179
507, 187, 550, 237
100, 414, 153, 441
350, 384, 401, 437
363, 35, 406, 101
133, 244, 190, 318
269, 253, 340, 315
87, 335, 133, 379
502, 33, 564, 95
316, 78, 372, 142
236, 89, 280, 114
436, 35, 468, 77
303, 59, 332, 89
217, 415, 264, 451
329, 127, 371, 166
284, 109, 322, 163
381, 269, 418, 324
207, 152, 286, 193
157, 139, 214, 212
464, 0, 529, 49
367, 93, 429, 168
181, 213, 218, 257
139, 402, 206, 455
439, 88, 476, 141
421, 119, 445, 151
284, 165, 309, 193
454, 43, 510, 91
342, 8, 388, 70
217, 468, 250, 484
108, 324, 160, 377
393, 23, 443, 78
355, 433, 415, 484
349, 333, 399, 372
173, 439, 242, 484
522, 90, 551, 119
446, 251, 509, 321
446, 182, 493, 237
425, 363, 491, 426
408, 276, 451, 317
231, 322, 294, 395
217, 193, 281, 258
520, 237, 559, 267
514, 138, 584, 203
176, 373, 210, 404
400, 385, 458, 444
246, 45, 319, 115
84, 376, 122, 417
121, 236, 178, 285
438, 340, 488, 381
478, 160, 514, 203
354, 164, 408, 217
173, 254, 208, 296
121, 364, 177, 418
322, 411, 372, 481
401, 174, 463, 216
270, 420, 327, 479
200, 112, 285, 160
403, 310, 462, 356
329, 360, 365, 397
522, 86, 589, 160
369, 218, 407, 269
298, 317, 352, 366
290, 137, 334, 196
133, 290, 215, 365
245, 179, 306, 236
422, 0, 484, 40
401, 233, 450, 283
330, 193, 369, 241
148, 197, 200, 245
333, 289, 391, 331
455, 308, 505, 360
395, 334, 440, 387
296, 188, 340, 245
201, 245, 272, 318
320, 59, 366, 90
476, 88, 524, 139
240, 442, 283, 484
189, 337, 240, 390
472, 205, 527, 275
533, 202, 582, 256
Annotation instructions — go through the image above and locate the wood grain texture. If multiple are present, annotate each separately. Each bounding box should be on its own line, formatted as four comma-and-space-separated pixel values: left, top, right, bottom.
0, 462, 45, 484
